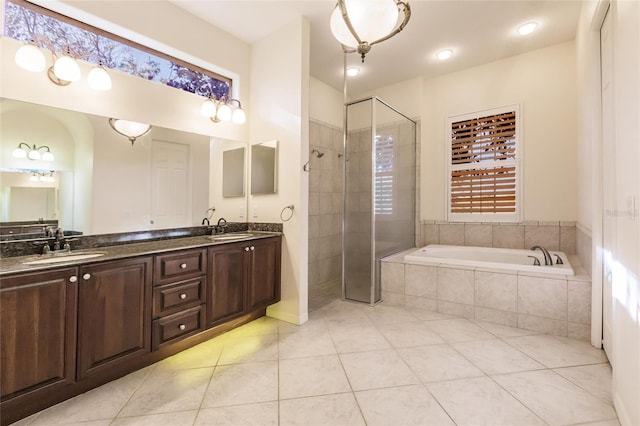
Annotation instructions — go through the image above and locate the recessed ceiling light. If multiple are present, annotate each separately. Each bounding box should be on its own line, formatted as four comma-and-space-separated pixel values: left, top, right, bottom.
436, 49, 453, 61
517, 22, 538, 36
346, 66, 360, 77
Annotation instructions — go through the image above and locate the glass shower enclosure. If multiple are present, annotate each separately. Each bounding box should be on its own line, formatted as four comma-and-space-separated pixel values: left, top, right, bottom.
343, 97, 417, 305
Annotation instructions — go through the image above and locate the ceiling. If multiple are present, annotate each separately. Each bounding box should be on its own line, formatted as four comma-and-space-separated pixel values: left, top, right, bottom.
171, 1, 583, 95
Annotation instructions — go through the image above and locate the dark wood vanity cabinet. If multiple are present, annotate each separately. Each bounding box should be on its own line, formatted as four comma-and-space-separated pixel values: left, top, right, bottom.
208, 236, 281, 326
77, 257, 152, 380
0, 268, 78, 402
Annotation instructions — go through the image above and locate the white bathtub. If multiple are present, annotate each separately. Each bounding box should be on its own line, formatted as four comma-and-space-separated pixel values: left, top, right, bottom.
404, 244, 574, 275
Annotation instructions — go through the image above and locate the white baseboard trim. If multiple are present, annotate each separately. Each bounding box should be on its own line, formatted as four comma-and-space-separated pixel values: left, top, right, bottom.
266, 306, 308, 325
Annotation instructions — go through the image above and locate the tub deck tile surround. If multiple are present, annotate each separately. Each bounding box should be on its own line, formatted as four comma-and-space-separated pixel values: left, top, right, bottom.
380, 248, 593, 341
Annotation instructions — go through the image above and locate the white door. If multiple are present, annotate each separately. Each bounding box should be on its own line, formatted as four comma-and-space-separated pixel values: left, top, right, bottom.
600, 8, 614, 361
151, 140, 190, 229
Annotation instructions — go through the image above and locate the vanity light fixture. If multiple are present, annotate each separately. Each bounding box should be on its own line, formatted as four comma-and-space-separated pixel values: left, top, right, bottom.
201, 95, 247, 124
330, 0, 411, 62
108, 118, 152, 145
12, 143, 55, 161
14, 37, 112, 90
517, 22, 538, 36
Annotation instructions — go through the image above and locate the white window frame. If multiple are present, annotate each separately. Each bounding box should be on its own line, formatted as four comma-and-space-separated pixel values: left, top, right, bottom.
446, 104, 522, 223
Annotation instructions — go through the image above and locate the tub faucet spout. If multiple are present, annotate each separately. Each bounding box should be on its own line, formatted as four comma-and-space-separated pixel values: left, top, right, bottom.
530, 245, 552, 266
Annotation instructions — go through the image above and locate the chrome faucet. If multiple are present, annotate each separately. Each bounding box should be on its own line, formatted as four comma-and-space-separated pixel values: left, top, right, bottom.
212, 217, 228, 235
530, 245, 552, 266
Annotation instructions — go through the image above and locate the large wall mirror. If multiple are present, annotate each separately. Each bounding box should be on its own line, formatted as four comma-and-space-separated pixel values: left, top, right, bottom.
0, 98, 248, 240
251, 140, 278, 195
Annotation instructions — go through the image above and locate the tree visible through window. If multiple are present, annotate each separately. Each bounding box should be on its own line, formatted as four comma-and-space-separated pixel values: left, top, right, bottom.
3, 0, 231, 99
448, 106, 520, 222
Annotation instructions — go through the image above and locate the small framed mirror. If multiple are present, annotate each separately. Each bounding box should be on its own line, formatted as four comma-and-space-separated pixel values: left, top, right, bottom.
251, 140, 278, 195
222, 147, 245, 197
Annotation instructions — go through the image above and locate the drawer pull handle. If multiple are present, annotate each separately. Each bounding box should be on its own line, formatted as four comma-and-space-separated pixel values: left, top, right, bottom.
83, 273, 91, 280
180, 263, 187, 269
69, 276, 78, 283
250, 246, 255, 251
179, 293, 187, 300
179, 324, 186, 331
244, 247, 250, 252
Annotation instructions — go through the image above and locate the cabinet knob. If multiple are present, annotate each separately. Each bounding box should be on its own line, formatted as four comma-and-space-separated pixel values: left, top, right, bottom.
83, 273, 91, 280
244, 247, 250, 252
179, 324, 186, 331
69, 276, 78, 283
250, 246, 255, 251
180, 263, 187, 269
179, 293, 187, 300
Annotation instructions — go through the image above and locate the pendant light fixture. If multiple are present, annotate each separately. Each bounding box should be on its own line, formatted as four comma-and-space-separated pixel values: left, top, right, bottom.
330, 0, 411, 62
108, 118, 152, 145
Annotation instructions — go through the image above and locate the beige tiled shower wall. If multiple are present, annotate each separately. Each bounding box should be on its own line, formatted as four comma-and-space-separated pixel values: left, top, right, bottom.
309, 120, 343, 292
420, 221, 578, 255
576, 224, 592, 276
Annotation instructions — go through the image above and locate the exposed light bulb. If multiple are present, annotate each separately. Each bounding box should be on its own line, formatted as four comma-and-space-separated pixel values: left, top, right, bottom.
217, 103, 232, 122
42, 151, 55, 161
53, 54, 81, 82
517, 22, 538, 36
88, 65, 112, 90
15, 43, 46, 72
201, 98, 217, 117
436, 49, 453, 60
232, 108, 246, 124
346, 66, 360, 77
12, 147, 27, 158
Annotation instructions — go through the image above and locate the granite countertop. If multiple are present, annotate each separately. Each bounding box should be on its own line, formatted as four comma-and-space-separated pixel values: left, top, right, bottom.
0, 231, 282, 276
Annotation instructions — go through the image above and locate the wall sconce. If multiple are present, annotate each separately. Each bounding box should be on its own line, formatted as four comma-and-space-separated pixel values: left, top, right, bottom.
108, 118, 152, 145
15, 38, 112, 91
12, 143, 55, 161
29, 171, 55, 183
201, 95, 247, 124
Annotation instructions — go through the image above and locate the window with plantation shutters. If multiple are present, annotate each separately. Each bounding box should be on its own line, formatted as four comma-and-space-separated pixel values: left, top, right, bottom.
447, 105, 521, 222
375, 134, 394, 215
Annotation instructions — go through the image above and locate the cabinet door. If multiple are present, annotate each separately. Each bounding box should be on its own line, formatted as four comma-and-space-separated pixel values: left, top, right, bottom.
247, 237, 281, 311
0, 268, 78, 400
77, 257, 152, 380
208, 243, 248, 326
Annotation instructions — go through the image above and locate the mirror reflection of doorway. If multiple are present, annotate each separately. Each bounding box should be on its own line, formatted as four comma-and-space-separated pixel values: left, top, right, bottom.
151, 140, 190, 229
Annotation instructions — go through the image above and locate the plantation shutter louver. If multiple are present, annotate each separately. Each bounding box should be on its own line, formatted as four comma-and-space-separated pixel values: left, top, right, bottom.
375, 135, 394, 215
448, 109, 519, 219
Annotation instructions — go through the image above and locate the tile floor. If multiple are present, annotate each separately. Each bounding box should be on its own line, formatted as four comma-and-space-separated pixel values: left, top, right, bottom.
13, 300, 619, 426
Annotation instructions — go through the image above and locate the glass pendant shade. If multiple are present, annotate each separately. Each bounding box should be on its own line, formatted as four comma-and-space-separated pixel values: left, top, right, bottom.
53, 54, 81, 82
330, 0, 399, 48
217, 104, 232, 122
29, 174, 39, 182
201, 99, 217, 117
231, 108, 246, 124
15, 43, 46, 72
42, 151, 55, 161
109, 118, 152, 144
87, 65, 112, 90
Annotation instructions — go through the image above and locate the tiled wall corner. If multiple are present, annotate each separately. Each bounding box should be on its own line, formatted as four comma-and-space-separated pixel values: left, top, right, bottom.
576, 225, 592, 276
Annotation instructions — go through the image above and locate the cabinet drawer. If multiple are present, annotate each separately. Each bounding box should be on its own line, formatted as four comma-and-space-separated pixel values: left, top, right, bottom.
154, 249, 206, 284
152, 305, 205, 350
153, 277, 205, 318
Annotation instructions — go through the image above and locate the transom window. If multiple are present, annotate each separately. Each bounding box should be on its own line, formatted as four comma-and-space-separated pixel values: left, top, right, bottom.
3, 0, 231, 99
447, 105, 521, 222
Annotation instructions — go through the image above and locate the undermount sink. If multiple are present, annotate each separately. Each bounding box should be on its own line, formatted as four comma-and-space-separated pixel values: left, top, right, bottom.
210, 233, 254, 241
22, 252, 107, 265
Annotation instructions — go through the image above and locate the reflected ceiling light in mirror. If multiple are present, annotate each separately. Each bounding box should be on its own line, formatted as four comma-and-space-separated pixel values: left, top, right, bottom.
517, 22, 538, 36
200, 95, 246, 124
436, 49, 453, 60
108, 118, 152, 145
346, 66, 360, 77
330, 0, 411, 62
15, 38, 112, 90
12, 143, 55, 161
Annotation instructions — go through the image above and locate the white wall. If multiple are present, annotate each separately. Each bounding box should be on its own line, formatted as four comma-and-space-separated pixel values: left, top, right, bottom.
350, 77, 423, 121
421, 41, 578, 222
309, 77, 343, 128
250, 18, 310, 325
576, 1, 640, 425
